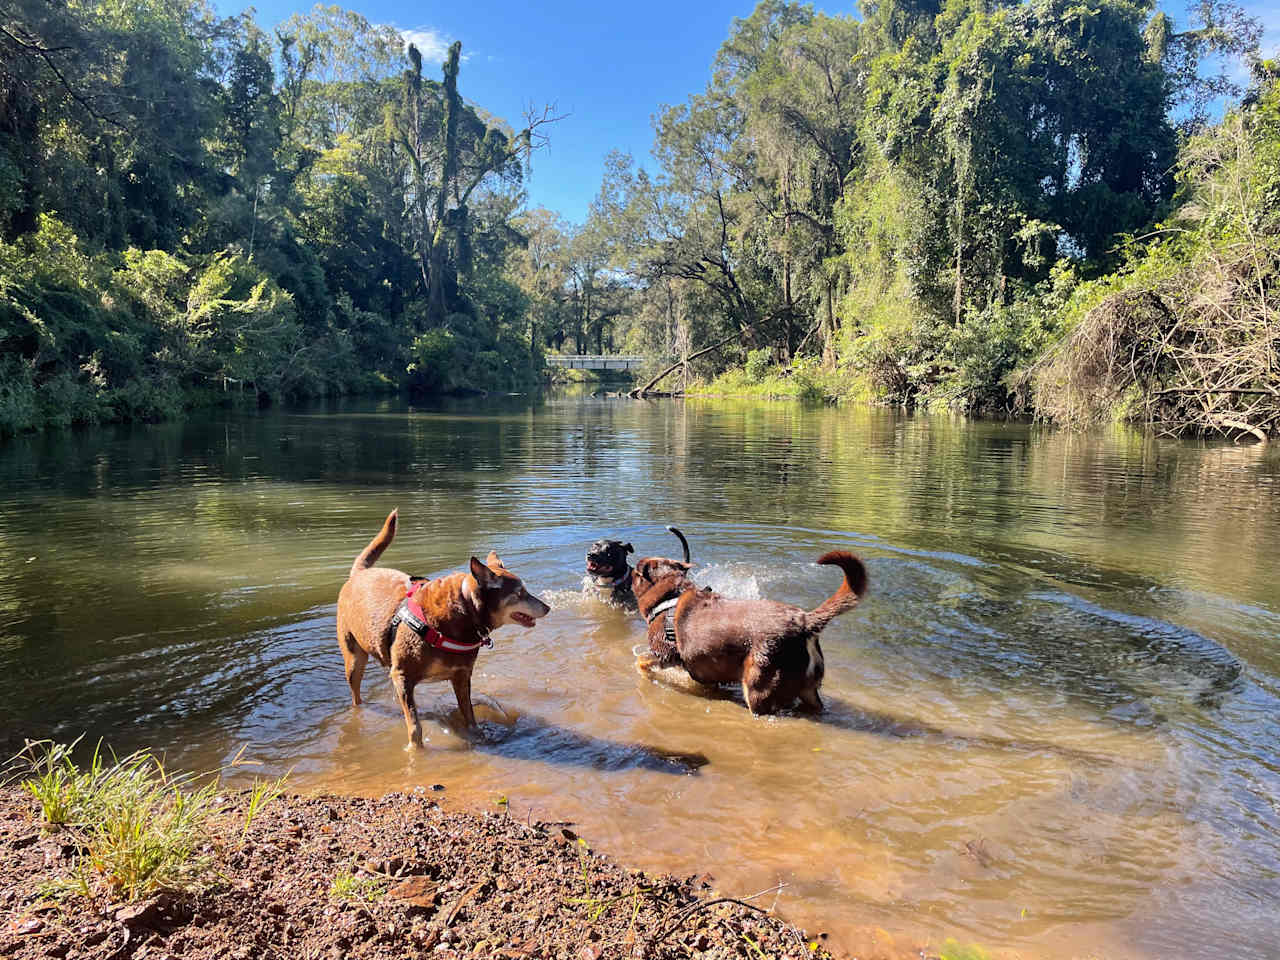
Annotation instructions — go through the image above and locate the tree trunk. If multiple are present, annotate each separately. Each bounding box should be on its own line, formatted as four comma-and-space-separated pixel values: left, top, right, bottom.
823, 278, 836, 369
953, 186, 964, 323
428, 42, 462, 324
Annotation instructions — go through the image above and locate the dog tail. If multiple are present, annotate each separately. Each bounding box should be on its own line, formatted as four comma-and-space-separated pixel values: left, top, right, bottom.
804, 551, 868, 632
666, 525, 691, 564
350, 509, 397, 578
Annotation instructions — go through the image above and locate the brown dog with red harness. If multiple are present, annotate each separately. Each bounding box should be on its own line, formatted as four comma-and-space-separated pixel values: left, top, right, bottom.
337, 509, 550, 748
632, 551, 868, 714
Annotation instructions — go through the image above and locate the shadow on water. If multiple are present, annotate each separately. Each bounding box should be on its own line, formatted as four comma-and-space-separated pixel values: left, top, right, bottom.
438, 704, 709, 776
809, 695, 1120, 768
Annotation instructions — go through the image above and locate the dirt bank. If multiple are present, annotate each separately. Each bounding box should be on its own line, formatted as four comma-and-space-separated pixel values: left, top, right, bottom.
0, 786, 878, 960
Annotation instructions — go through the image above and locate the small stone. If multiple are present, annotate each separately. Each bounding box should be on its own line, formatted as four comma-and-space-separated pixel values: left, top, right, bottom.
388, 876, 440, 911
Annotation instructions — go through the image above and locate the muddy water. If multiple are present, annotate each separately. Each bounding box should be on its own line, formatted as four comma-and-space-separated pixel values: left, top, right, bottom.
2, 396, 1279, 958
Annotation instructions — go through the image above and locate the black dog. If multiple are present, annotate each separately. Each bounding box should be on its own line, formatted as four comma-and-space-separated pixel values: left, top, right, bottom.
586, 527, 690, 609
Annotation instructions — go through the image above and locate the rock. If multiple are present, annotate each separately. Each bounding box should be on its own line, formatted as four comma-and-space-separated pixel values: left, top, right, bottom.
387, 876, 440, 912
115, 894, 176, 930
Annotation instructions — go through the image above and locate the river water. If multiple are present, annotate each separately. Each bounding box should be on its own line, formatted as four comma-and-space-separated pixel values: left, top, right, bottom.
2, 395, 1278, 959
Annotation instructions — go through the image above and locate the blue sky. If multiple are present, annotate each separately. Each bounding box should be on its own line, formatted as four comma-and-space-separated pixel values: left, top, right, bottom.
221, 0, 1280, 225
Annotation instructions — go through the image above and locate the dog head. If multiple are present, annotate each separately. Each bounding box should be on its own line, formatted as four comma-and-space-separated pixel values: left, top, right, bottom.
470, 551, 551, 630
631, 556, 694, 595
585, 539, 633, 580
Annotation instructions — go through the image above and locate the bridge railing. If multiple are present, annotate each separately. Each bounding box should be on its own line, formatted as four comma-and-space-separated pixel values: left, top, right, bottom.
545, 355, 647, 371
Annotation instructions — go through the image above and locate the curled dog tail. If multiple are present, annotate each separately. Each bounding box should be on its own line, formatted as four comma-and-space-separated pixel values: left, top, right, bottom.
666, 525, 691, 563
350, 509, 397, 578
804, 551, 868, 633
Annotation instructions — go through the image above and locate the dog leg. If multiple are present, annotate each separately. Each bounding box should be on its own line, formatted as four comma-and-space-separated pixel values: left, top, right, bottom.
392, 670, 424, 749
450, 673, 477, 730
648, 619, 680, 666
741, 655, 767, 715
338, 630, 367, 706
742, 656, 784, 715
799, 685, 824, 713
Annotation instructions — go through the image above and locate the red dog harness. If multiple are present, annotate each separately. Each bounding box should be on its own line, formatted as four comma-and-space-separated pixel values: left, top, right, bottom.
390, 578, 491, 653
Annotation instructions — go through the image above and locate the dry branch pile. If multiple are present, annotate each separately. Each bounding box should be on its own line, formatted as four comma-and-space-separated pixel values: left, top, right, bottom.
1030, 111, 1280, 441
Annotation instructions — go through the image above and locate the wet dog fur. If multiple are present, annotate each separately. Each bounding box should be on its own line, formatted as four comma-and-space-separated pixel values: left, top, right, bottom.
585, 538, 636, 607
632, 552, 868, 714
586, 526, 691, 610
337, 509, 550, 748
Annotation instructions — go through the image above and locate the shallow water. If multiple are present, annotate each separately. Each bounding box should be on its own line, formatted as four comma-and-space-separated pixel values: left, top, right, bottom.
2, 395, 1279, 958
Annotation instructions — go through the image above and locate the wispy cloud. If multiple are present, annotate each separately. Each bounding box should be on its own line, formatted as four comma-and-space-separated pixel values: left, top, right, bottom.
399, 26, 457, 66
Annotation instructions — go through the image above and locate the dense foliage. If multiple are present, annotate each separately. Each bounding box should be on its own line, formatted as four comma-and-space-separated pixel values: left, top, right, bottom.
0, 0, 559, 434
1027, 58, 1280, 437
3, 0, 1275, 437
588, 0, 1275, 436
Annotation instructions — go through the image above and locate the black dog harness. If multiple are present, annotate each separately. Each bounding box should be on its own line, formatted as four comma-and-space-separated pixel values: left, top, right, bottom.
645, 596, 681, 646
390, 577, 491, 653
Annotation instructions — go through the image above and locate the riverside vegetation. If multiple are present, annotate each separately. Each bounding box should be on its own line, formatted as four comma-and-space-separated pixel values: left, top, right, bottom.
591, 0, 1280, 440
2, 0, 1277, 438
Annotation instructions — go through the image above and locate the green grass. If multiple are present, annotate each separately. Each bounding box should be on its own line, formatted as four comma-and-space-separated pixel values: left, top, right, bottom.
692, 359, 859, 403
7, 739, 287, 902
240, 773, 290, 841
329, 868, 388, 905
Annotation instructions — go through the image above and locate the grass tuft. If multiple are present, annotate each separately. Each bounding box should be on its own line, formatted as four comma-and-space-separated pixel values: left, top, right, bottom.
240, 774, 289, 841
330, 869, 388, 904
6, 739, 223, 901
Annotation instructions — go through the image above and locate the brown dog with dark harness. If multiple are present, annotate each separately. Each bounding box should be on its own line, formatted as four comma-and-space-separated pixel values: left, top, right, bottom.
336, 509, 550, 748
632, 551, 868, 714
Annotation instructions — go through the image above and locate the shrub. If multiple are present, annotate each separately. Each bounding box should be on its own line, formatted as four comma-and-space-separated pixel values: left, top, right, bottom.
407, 328, 457, 393
743, 347, 772, 383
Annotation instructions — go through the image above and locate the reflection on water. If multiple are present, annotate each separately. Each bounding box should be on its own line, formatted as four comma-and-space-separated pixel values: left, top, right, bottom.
2, 396, 1280, 959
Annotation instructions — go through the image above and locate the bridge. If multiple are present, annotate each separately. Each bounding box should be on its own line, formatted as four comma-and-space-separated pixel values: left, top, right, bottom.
545, 354, 646, 372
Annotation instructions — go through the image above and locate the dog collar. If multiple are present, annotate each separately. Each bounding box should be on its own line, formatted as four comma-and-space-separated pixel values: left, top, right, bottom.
645, 597, 679, 623
391, 579, 491, 653
591, 568, 631, 590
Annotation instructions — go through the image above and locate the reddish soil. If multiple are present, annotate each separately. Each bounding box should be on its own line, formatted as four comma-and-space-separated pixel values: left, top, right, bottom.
0, 787, 894, 960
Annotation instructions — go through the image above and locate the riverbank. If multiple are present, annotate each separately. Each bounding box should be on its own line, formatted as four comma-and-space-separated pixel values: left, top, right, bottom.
0, 785, 873, 960
546, 367, 636, 389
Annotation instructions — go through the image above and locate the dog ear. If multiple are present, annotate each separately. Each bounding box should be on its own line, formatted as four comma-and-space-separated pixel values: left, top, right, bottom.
624, 543, 634, 554
485, 550, 506, 570
470, 556, 499, 588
